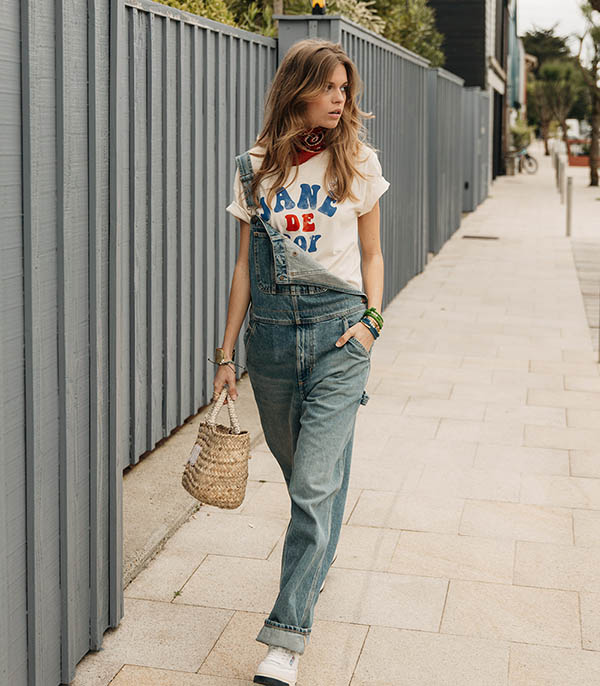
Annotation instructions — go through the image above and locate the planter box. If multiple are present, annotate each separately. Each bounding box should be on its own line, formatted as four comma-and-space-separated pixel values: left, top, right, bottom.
568, 154, 599, 168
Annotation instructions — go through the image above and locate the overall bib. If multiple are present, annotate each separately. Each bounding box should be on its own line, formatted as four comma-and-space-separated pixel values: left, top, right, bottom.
236, 151, 371, 654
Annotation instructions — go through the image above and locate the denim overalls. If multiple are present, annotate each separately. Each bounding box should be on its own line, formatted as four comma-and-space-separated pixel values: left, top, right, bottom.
235, 151, 371, 655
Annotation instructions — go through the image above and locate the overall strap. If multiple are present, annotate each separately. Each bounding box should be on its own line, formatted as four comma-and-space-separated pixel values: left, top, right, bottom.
235, 151, 257, 215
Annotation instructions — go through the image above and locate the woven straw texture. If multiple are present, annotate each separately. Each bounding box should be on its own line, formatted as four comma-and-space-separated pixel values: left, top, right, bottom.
181, 389, 251, 509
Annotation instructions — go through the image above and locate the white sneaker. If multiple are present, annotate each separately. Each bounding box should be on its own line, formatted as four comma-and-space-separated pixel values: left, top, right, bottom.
319, 552, 338, 593
253, 645, 299, 686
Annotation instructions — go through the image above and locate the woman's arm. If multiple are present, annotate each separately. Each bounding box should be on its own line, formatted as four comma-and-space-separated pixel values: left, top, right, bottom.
335, 200, 384, 351
213, 219, 251, 402
357, 200, 384, 314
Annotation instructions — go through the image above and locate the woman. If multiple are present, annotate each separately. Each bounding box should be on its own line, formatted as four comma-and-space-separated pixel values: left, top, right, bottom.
214, 37, 389, 686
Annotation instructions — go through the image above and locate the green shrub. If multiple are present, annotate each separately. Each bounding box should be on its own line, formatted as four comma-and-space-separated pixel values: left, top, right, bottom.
510, 117, 534, 150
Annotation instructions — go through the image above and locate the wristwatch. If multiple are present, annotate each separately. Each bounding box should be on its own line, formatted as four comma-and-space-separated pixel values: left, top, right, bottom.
215, 347, 235, 364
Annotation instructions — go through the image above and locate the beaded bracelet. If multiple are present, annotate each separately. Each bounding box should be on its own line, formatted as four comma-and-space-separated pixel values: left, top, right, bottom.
363, 314, 382, 333
207, 357, 247, 373
360, 317, 380, 340
364, 307, 383, 328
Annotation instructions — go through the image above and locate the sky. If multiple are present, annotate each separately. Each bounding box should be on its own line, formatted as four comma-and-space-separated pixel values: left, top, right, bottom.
517, 0, 590, 55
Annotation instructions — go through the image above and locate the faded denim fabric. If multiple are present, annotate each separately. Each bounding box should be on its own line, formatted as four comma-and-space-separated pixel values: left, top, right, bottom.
236, 151, 371, 654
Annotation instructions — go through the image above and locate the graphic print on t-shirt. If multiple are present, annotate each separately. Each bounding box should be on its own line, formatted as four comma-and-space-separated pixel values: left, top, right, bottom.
259, 182, 339, 254
225, 144, 391, 292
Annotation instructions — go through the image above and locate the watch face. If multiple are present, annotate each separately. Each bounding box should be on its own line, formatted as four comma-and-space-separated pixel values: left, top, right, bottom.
215, 348, 225, 364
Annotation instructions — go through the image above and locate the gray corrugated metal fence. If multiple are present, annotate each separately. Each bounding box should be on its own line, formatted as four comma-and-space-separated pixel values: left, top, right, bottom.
427, 67, 465, 254
114, 0, 277, 470
1, 6, 490, 685
1, 1, 276, 684
462, 86, 491, 212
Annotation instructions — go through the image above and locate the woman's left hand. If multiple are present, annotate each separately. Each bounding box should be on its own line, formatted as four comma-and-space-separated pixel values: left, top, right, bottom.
335, 322, 375, 352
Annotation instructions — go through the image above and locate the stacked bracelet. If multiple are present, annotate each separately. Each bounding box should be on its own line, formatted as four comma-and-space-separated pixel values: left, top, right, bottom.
364, 307, 383, 328
360, 306, 383, 341
360, 318, 380, 340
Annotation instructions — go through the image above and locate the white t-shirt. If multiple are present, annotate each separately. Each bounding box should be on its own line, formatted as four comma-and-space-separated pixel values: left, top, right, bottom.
225, 143, 390, 292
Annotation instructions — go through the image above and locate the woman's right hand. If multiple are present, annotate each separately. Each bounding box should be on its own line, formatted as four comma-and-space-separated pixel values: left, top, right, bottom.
213, 363, 238, 404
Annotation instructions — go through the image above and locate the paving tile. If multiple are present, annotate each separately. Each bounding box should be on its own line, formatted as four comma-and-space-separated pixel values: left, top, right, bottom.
416, 466, 521, 502
520, 473, 600, 509
125, 512, 287, 602
372, 362, 424, 380
237, 482, 359, 525
460, 500, 572, 544
451, 381, 528, 404
199, 610, 367, 686
110, 665, 253, 685
514, 540, 600, 592
484, 403, 566, 427
436, 418, 525, 446
315, 567, 447, 631
462, 356, 529, 372
509, 643, 600, 685
473, 444, 569, 476
347, 489, 465, 534
379, 437, 477, 471
441, 579, 580, 648
351, 446, 425, 489
173, 556, 281, 613
434, 340, 499, 356
389, 531, 514, 583
529, 360, 600, 377
421, 366, 494, 385
492, 369, 564, 390
580, 591, 600, 651
333, 525, 400, 571
371, 378, 452, 399
391, 352, 463, 368
247, 447, 285, 483
570, 449, 600, 478
497, 344, 563, 361
402, 397, 487, 421
567, 407, 600, 429
528, 388, 600, 410
563, 349, 598, 363
72, 599, 233, 686
524, 424, 600, 451
350, 626, 509, 686
573, 508, 600, 547
565, 375, 600, 392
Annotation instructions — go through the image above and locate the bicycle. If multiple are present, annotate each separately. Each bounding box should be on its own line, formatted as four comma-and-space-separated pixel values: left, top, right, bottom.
515, 147, 538, 174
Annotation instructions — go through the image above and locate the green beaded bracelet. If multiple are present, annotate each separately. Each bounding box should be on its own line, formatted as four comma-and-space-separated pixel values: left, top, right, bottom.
364, 307, 383, 327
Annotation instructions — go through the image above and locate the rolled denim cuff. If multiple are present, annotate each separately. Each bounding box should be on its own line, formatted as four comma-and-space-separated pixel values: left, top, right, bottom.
256, 619, 311, 654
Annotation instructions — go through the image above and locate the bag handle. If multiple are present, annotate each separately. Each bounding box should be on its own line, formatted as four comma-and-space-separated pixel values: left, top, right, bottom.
206, 387, 241, 434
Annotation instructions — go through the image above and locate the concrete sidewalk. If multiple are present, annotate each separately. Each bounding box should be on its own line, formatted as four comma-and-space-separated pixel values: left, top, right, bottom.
74, 145, 600, 686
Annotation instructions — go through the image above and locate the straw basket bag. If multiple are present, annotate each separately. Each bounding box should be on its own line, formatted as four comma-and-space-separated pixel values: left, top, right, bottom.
182, 388, 251, 509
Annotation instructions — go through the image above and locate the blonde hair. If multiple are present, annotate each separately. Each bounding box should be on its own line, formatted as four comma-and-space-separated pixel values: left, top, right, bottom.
249, 38, 377, 212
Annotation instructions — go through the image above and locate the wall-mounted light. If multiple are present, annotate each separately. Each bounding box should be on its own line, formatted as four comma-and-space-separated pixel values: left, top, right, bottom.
312, 0, 326, 15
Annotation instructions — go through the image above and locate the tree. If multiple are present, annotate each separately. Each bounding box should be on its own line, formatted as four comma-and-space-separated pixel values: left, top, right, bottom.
374, 0, 445, 67
157, 0, 237, 27
522, 27, 570, 76
157, 0, 444, 66
526, 78, 554, 154
285, 0, 386, 35
538, 60, 584, 156
576, 3, 600, 186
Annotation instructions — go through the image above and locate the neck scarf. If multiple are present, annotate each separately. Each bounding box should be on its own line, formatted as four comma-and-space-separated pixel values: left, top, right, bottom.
294, 126, 328, 164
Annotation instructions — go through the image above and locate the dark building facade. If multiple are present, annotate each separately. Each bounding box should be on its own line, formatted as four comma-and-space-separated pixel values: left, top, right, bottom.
429, 0, 510, 179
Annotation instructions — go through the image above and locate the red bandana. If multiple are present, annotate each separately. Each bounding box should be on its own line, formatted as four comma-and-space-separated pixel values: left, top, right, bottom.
294, 126, 328, 165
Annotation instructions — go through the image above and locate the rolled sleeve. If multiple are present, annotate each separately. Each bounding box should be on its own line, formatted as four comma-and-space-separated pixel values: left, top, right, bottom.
357, 149, 390, 217
225, 166, 252, 223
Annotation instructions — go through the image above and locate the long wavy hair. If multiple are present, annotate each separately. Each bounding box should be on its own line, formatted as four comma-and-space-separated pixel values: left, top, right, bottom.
248, 38, 377, 212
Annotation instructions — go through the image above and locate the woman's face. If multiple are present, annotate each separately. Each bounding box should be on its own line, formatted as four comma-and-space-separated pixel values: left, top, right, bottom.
303, 62, 348, 130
